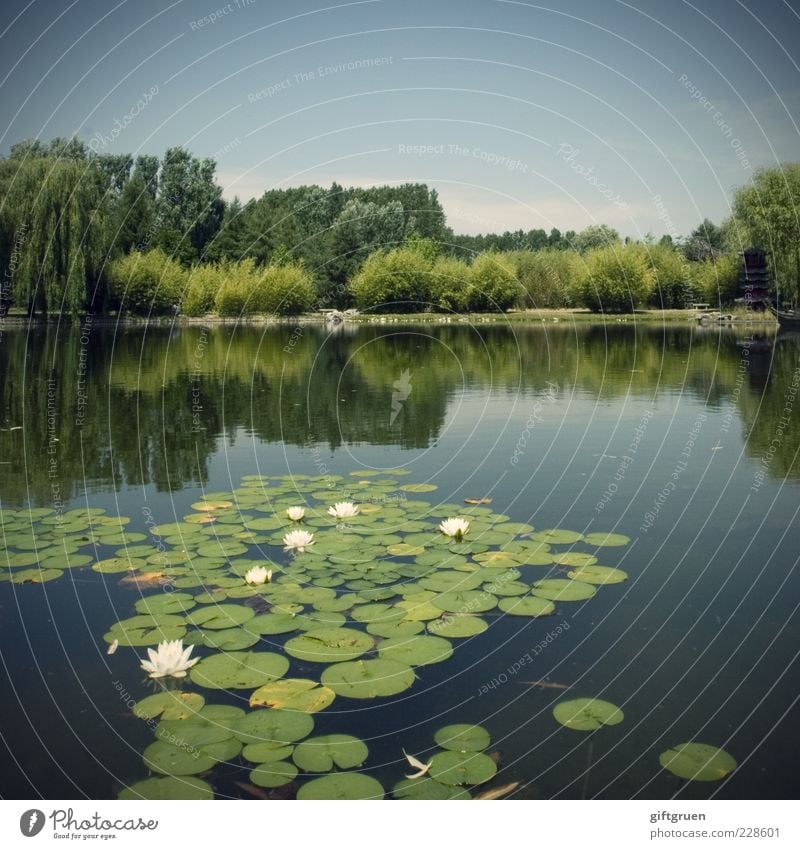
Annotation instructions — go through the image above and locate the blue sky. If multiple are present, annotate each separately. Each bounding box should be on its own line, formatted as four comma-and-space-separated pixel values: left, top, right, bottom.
1, 0, 798, 236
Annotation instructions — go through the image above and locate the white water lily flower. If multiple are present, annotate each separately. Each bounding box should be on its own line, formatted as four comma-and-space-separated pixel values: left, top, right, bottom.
286, 506, 305, 522
327, 501, 359, 519
403, 749, 432, 780
283, 529, 314, 552
140, 639, 199, 679
244, 566, 272, 586
439, 517, 470, 540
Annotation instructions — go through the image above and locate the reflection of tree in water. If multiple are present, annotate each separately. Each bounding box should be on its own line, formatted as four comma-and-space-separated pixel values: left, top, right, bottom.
1, 322, 792, 505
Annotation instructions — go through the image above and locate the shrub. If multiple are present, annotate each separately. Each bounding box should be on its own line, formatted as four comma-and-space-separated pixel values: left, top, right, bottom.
577, 244, 656, 312
641, 244, 694, 308
429, 256, 470, 312
349, 247, 434, 312
513, 249, 582, 308
214, 259, 260, 316
249, 263, 316, 315
107, 249, 185, 314
181, 264, 220, 316
467, 252, 519, 311
689, 254, 740, 306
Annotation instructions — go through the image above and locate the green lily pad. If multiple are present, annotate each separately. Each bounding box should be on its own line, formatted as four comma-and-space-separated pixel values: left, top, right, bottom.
292, 734, 368, 772
428, 615, 488, 638
582, 532, 631, 547
532, 529, 584, 545
350, 603, 405, 624
567, 565, 628, 585
249, 613, 303, 635
435, 724, 491, 752
297, 773, 384, 800
472, 551, 520, 569
154, 717, 237, 749
393, 777, 471, 799
249, 679, 335, 713
321, 659, 416, 699
553, 552, 598, 567
284, 628, 374, 663
399, 483, 438, 493
132, 691, 205, 721
135, 593, 196, 616
533, 578, 597, 601
119, 776, 213, 800
105, 614, 187, 646
378, 635, 454, 666
9, 567, 63, 583
498, 596, 556, 617
185, 604, 255, 629
250, 760, 298, 788
659, 743, 737, 781
142, 740, 217, 776
242, 742, 295, 763
367, 620, 425, 638
386, 543, 426, 556
431, 590, 497, 613
419, 571, 483, 593
429, 751, 497, 786
195, 627, 260, 651
233, 709, 315, 745
190, 651, 289, 689
553, 698, 624, 731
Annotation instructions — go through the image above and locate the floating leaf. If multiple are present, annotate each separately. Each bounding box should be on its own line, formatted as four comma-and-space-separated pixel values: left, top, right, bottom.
119, 776, 213, 800
393, 777, 471, 799
105, 614, 186, 647
135, 593, 196, 616
293, 734, 368, 772
435, 724, 491, 752
533, 579, 597, 602
233, 709, 315, 745
428, 615, 488, 638
553, 698, 624, 731
367, 620, 425, 638
464, 498, 492, 505
249, 679, 335, 713
567, 565, 628, 585
431, 590, 497, 613
321, 659, 416, 699
582, 532, 631, 547
185, 604, 255, 629
284, 628, 374, 663
142, 741, 216, 776
497, 596, 555, 617
531, 529, 584, 545
133, 691, 205, 721
297, 773, 384, 800
429, 751, 497, 786
378, 635, 454, 666
190, 651, 288, 690
553, 552, 598, 567
399, 483, 438, 493
250, 760, 298, 788
659, 743, 736, 781
242, 742, 295, 763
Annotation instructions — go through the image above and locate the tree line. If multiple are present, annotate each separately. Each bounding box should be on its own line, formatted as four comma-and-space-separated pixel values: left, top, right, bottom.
0, 136, 796, 316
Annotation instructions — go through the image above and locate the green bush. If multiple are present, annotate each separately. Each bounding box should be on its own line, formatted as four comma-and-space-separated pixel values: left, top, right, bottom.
214, 259, 260, 316
108, 249, 185, 314
430, 256, 470, 312
249, 263, 316, 315
181, 263, 220, 316
577, 244, 656, 312
467, 252, 519, 311
641, 244, 694, 308
689, 254, 740, 306
513, 249, 581, 308
349, 247, 434, 312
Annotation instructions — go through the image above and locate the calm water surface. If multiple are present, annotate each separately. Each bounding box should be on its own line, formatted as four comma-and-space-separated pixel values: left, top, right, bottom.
1, 320, 798, 799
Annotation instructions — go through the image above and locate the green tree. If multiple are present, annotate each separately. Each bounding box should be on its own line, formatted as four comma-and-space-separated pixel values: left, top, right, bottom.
108, 248, 185, 314
682, 218, 725, 262
577, 244, 655, 312
732, 164, 800, 303
467, 252, 519, 311
572, 224, 621, 254
349, 246, 434, 312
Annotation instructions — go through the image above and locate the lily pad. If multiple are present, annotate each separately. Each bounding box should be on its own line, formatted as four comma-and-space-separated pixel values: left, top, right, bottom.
321, 659, 416, 699
292, 734, 368, 772
431, 590, 497, 613
428, 615, 488, 638
533, 578, 597, 602
297, 773, 384, 800
553, 698, 624, 731
532, 529, 584, 545
249, 679, 335, 713
567, 565, 628, 585
429, 751, 497, 786
119, 776, 213, 800
242, 742, 295, 763
195, 627, 259, 651
233, 709, 315, 745
185, 604, 255, 629
249, 760, 298, 788
553, 552, 598, 567
399, 483, 438, 493
142, 740, 217, 776
659, 743, 737, 781
284, 628, 374, 663
582, 532, 631, 547
378, 635, 454, 666
190, 651, 289, 690
434, 724, 491, 752
393, 777, 471, 800
497, 596, 556, 617
133, 691, 205, 721
135, 593, 196, 616
367, 620, 425, 638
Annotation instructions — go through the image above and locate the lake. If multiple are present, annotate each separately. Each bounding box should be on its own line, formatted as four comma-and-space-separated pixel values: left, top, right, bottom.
1, 319, 798, 800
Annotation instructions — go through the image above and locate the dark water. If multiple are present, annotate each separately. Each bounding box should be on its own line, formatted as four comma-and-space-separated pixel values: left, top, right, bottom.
1, 319, 798, 800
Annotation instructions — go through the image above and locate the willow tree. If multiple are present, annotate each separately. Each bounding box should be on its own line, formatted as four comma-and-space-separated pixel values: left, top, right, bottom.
10, 157, 105, 316
732, 163, 800, 303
